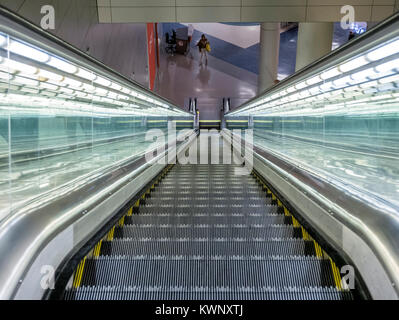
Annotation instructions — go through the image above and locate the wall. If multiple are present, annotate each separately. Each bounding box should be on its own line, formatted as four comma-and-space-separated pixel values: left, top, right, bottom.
97, 0, 399, 23
0, 0, 149, 87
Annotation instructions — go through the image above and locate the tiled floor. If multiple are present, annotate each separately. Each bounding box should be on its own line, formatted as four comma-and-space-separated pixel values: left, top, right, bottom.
156, 22, 369, 117
155, 46, 258, 116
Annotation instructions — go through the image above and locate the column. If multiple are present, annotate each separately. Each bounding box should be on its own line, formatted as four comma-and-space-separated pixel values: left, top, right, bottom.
258, 22, 280, 94
295, 22, 334, 72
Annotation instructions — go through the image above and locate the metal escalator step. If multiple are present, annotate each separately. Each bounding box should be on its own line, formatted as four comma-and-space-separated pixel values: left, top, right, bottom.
144, 198, 273, 206
113, 225, 302, 239
136, 205, 280, 215
65, 286, 352, 300
159, 182, 259, 187
63, 138, 354, 301
100, 239, 316, 257
78, 256, 337, 288
150, 191, 266, 197
153, 189, 264, 194
123, 214, 287, 225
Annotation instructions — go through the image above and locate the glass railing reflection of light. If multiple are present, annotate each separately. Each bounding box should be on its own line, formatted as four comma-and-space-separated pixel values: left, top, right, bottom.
230, 38, 399, 117
0, 32, 186, 117
0, 31, 191, 221
227, 36, 399, 213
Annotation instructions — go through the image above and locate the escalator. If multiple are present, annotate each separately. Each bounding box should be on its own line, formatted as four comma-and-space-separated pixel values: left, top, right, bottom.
62, 135, 352, 300
2, 6, 399, 301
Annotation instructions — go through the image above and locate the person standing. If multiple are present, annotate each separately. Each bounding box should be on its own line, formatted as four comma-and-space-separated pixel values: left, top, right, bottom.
348, 31, 355, 41
196, 34, 209, 66
188, 24, 194, 44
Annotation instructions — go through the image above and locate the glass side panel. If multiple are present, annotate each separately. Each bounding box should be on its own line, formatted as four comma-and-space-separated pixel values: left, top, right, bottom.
227, 35, 399, 214
0, 31, 192, 221
248, 115, 399, 210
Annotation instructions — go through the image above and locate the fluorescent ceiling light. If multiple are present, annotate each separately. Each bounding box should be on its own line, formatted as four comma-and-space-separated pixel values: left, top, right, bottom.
39, 82, 58, 90
8, 40, 49, 63
37, 69, 64, 82
1, 58, 37, 74
367, 39, 399, 61
110, 82, 122, 91
62, 77, 82, 88
76, 68, 96, 81
13, 76, 39, 86
375, 58, 399, 73
306, 75, 321, 86
47, 57, 78, 74
339, 56, 369, 73
320, 67, 341, 80
95, 76, 111, 87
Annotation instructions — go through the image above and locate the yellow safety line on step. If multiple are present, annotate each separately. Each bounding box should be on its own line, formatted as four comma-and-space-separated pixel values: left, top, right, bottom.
313, 241, 323, 258
301, 227, 310, 240
291, 217, 300, 228
329, 258, 343, 290
254, 169, 345, 291
107, 226, 115, 241
118, 216, 125, 227
93, 240, 103, 258
73, 256, 86, 288
127, 207, 133, 216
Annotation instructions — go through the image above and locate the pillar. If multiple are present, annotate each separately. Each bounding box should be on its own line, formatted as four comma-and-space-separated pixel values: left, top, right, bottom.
295, 22, 334, 72
258, 23, 280, 94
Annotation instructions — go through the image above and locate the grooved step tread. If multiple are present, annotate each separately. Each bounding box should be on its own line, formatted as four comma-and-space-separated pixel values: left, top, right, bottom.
78, 257, 337, 288
135, 206, 282, 215
65, 147, 353, 300
65, 286, 352, 300
121, 214, 289, 226
114, 225, 303, 240
100, 238, 316, 257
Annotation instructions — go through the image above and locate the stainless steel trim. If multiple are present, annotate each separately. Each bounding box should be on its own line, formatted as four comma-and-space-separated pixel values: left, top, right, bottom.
221, 129, 399, 299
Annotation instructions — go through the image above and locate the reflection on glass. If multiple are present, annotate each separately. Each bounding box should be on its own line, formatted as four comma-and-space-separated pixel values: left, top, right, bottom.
227, 34, 399, 214
0, 31, 192, 221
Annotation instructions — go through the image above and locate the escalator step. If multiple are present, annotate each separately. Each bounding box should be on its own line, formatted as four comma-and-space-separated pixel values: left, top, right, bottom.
65, 286, 352, 300
123, 214, 287, 225
144, 200, 273, 206
100, 239, 316, 257
113, 225, 303, 239
135, 206, 280, 215
78, 257, 337, 288
64, 139, 354, 300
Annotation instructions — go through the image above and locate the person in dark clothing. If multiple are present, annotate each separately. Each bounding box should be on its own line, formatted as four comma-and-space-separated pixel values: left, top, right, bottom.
348, 31, 355, 41
196, 34, 209, 66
